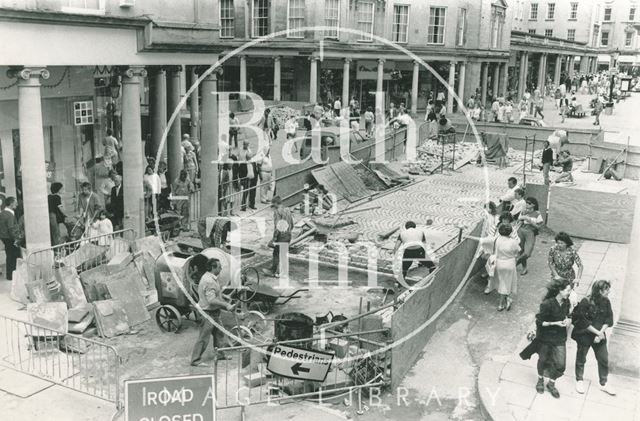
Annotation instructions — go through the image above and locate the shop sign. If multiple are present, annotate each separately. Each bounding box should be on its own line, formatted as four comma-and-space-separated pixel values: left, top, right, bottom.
267, 344, 334, 382
125, 374, 215, 421
356, 60, 394, 81
73, 101, 94, 126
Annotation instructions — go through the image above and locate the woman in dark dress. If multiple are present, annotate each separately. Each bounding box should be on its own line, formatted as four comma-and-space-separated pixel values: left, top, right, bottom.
571, 280, 616, 396
47, 182, 66, 245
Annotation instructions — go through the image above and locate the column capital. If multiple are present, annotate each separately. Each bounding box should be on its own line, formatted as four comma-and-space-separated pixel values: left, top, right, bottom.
309, 56, 320, 62
122, 66, 148, 79
273, 56, 281, 62
378, 58, 385, 65
146, 65, 166, 76
344, 58, 352, 64
7, 66, 50, 81
195, 65, 223, 78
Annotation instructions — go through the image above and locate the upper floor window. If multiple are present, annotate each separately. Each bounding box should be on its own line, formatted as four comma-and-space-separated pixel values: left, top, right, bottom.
392, 5, 409, 43
604, 7, 612, 21
287, 0, 305, 38
601, 30, 609, 46
626, 31, 634, 46
630, 7, 636, 21
324, 0, 340, 39
528, 29, 537, 34
456, 8, 467, 47
427, 7, 446, 44
61, 0, 105, 15
545, 29, 553, 37
547, 3, 555, 20
530, 3, 538, 20
252, 0, 270, 37
357, 1, 375, 41
592, 25, 600, 46
570, 2, 578, 20
220, 0, 235, 39
567, 29, 576, 41
491, 6, 505, 48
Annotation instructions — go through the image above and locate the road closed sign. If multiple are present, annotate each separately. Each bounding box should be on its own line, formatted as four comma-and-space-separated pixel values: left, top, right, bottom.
267, 344, 334, 382
125, 374, 215, 421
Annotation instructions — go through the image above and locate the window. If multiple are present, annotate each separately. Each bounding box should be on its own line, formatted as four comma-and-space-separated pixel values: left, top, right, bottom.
601, 30, 609, 46
604, 7, 612, 21
567, 29, 576, 41
547, 3, 555, 19
570, 2, 578, 20
530, 3, 538, 20
392, 5, 409, 43
357, 1, 375, 41
456, 8, 467, 46
545, 29, 553, 37
592, 25, 600, 46
626, 31, 634, 46
491, 6, 505, 48
252, 0, 269, 37
61, 0, 105, 15
427, 7, 446, 44
630, 7, 636, 21
324, 0, 340, 39
287, 0, 305, 38
220, 0, 235, 38
528, 29, 537, 34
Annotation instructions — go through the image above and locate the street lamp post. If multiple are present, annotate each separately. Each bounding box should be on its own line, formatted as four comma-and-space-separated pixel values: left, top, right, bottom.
609, 49, 620, 107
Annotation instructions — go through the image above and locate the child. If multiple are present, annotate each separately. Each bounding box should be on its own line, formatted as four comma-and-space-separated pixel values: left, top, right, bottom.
87, 209, 113, 246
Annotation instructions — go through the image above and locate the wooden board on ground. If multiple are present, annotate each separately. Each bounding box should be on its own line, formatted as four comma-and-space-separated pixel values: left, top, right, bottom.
312, 162, 370, 202
524, 183, 549, 222
547, 186, 636, 243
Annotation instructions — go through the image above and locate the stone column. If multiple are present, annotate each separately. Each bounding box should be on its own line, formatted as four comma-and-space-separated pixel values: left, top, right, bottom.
609, 180, 640, 377
500, 63, 508, 98
411, 60, 420, 115
273, 56, 281, 102
148, 67, 167, 161
239, 55, 247, 100
166, 66, 183, 184
481, 62, 489, 107
537, 53, 546, 93
376, 59, 385, 111
554, 55, 562, 86
188, 66, 200, 145
342, 58, 351, 108
309, 57, 318, 104
448, 61, 456, 113
492, 64, 500, 98
518, 52, 529, 98
199, 70, 220, 218
121, 66, 147, 237
13, 67, 51, 252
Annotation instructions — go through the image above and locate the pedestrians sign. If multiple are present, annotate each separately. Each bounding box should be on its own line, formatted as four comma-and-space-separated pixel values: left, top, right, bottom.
267, 344, 334, 382
125, 374, 215, 421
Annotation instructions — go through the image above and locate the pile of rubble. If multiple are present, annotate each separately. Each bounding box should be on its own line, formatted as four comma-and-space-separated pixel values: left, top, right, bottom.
404, 140, 481, 175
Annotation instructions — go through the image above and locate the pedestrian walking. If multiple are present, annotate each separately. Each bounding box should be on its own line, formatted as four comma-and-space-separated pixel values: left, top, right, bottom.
571, 280, 617, 396
263, 196, 293, 278
593, 97, 604, 126
548, 232, 583, 287
48, 182, 67, 246
190, 258, 235, 366
173, 170, 194, 231
516, 197, 544, 276
229, 112, 240, 148
183, 143, 199, 185
0, 197, 22, 281
534, 96, 545, 120
482, 223, 521, 311
534, 278, 573, 398
143, 165, 161, 221
541, 141, 554, 185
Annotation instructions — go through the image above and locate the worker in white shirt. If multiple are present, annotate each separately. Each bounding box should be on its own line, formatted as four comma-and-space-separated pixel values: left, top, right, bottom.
333, 97, 342, 117
285, 116, 297, 140
252, 146, 274, 204
499, 177, 520, 212
393, 221, 436, 280
509, 188, 526, 219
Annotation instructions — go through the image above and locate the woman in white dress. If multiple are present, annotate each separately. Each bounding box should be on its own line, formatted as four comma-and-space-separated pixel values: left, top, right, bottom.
482, 223, 521, 311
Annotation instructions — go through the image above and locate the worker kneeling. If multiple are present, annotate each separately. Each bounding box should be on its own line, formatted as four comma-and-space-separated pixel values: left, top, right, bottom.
393, 221, 436, 281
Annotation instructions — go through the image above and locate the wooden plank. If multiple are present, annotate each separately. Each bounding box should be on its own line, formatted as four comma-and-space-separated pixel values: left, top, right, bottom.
524, 183, 549, 222
312, 162, 370, 202
547, 187, 636, 243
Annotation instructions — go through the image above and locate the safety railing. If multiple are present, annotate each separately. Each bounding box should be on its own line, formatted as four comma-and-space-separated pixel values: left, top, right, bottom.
213, 328, 391, 415
25, 229, 136, 283
0, 313, 121, 405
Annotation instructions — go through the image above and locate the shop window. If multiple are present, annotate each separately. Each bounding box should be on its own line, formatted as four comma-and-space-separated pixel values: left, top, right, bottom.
324, 0, 340, 39
357, 1, 375, 41
287, 0, 305, 38
392, 5, 409, 43
252, 0, 269, 38
220, 0, 235, 39
427, 7, 446, 45
567, 29, 576, 41
61, 0, 105, 15
74, 101, 94, 126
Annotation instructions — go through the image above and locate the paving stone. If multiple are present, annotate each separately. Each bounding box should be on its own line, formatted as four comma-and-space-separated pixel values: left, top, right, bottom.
0, 368, 53, 398
584, 382, 639, 411
580, 400, 635, 421
578, 241, 610, 254
509, 404, 529, 421
499, 380, 538, 409
530, 391, 584, 421
500, 362, 539, 387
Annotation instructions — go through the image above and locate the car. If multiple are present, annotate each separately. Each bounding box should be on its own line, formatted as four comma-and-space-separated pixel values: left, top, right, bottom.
518, 116, 548, 127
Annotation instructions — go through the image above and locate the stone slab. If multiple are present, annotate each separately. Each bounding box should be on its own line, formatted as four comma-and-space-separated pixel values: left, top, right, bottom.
0, 367, 53, 398
500, 362, 540, 388
530, 392, 584, 421
499, 380, 538, 409
580, 400, 636, 421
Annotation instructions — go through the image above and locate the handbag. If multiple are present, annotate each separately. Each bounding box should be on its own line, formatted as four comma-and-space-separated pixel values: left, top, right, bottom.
485, 238, 498, 277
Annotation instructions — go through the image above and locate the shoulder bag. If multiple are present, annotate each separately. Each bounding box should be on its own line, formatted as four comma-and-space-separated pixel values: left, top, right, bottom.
485, 238, 498, 277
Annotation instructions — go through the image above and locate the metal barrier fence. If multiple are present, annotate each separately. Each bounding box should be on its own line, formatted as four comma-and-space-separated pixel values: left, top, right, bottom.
0, 313, 121, 404
213, 328, 391, 415
25, 229, 136, 283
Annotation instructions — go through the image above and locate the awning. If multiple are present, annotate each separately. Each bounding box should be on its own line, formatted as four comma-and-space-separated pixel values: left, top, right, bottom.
618, 55, 638, 64
598, 54, 611, 63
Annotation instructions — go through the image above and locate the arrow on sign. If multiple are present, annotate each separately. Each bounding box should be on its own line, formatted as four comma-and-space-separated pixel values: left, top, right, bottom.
291, 363, 310, 376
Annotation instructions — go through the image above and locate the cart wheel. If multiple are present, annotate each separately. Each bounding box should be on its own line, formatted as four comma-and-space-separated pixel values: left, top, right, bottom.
245, 310, 268, 332
229, 325, 253, 346
238, 267, 260, 303
155, 305, 182, 333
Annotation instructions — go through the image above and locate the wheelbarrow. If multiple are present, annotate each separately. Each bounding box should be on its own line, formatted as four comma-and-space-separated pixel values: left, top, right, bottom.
227, 281, 309, 315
